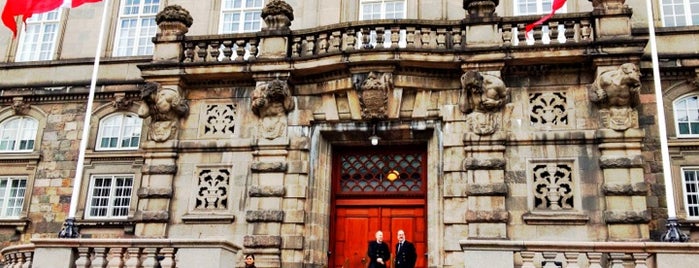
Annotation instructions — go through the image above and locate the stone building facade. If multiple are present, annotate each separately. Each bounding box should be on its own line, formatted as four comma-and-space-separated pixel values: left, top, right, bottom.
1, 0, 699, 267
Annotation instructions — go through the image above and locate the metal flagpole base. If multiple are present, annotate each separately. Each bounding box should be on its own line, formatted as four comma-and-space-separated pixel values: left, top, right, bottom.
661, 218, 689, 242
58, 217, 80, 238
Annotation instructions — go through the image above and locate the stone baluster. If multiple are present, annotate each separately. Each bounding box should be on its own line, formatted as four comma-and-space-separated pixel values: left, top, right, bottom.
542, 252, 558, 268
92, 247, 108, 268
249, 39, 258, 60
548, 21, 560, 44
141, 248, 159, 268
235, 40, 247, 61
402, 26, 414, 48
587, 252, 604, 268
501, 24, 513, 46
361, 27, 372, 49
196, 42, 208, 62
124, 247, 142, 268
517, 24, 527, 45
436, 28, 447, 49
390, 26, 400, 48
209, 40, 221, 61
318, 33, 328, 54
376, 27, 386, 48
107, 247, 125, 268
75, 247, 92, 268
420, 27, 431, 48
609, 252, 626, 268
580, 19, 592, 40
221, 40, 234, 61
532, 27, 544, 45
305, 35, 316, 56
564, 252, 580, 268
452, 27, 462, 49
9, 252, 21, 267
632, 253, 650, 268
564, 21, 575, 42
344, 28, 356, 51
183, 42, 195, 62
520, 251, 536, 268
291, 36, 302, 57
159, 248, 176, 268
330, 30, 342, 52
21, 252, 32, 268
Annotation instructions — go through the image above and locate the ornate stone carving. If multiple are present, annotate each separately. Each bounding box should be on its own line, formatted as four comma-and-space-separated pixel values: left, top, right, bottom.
463, 0, 499, 17
111, 93, 133, 111
532, 163, 574, 210
529, 92, 568, 129
251, 79, 295, 139
203, 104, 236, 136
261, 0, 294, 31
155, 5, 193, 36
589, 63, 641, 131
195, 168, 230, 210
10, 97, 30, 115
138, 82, 189, 142
356, 72, 392, 120
459, 70, 510, 135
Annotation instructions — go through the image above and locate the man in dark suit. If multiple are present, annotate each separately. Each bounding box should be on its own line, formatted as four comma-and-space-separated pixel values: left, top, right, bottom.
394, 230, 417, 268
367, 230, 391, 268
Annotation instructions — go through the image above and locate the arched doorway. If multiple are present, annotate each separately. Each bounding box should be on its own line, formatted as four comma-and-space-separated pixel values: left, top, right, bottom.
329, 146, 427, 268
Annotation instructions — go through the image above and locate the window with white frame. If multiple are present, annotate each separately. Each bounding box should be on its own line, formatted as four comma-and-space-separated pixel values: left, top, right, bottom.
0, 176, 27, 218
514, 0, 567, 15
220, 0, 263, 33
96, 113, 142, 150
0, 117, 38, 152
674, 95, 699, 137
661, 0, 699, 26
16, 9, 61, 62
682, 168, 699, 218
113, 0, 160, 57
360, 0, 406, 20
86, 175, 134, 219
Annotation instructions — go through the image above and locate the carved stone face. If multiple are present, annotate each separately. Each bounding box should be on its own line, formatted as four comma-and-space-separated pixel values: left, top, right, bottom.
619, 63, 641, 89
156, 89, 179, 113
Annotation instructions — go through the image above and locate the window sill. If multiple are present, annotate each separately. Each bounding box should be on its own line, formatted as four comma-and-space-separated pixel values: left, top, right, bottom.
523, 211, 590, 225
0, 152, 41, 163
0, 218, 30, 232
182, 213, 235, 224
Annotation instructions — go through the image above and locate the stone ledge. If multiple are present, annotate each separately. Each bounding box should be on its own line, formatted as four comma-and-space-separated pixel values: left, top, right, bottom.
463, 158, 506, 170
522, 212, 590, 225
249, 186, 286, 197
246, 210, 285, 222
604, 210, 651, 224
250, 161, 288, 172
137, 187, 173, 198
243, 235, 282, 248
181, 213, 235, 224
602, 182, 648, 196
142, 165, 178, 175
599, 155, 643, 168
0, 218, 30, 232
133, 210, 169, 222
465, 210, 509, 223
466, 183, 508, 196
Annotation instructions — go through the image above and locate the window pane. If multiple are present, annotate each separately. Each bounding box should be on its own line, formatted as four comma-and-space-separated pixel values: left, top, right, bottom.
115, 0, 159, 56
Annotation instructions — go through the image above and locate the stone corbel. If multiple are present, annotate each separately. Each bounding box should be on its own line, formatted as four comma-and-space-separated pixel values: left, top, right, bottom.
251, 78, 295, 140
589, 63, 641, 131
111, 92, 134, 111
10, 97, 30, 115
137, 82, 189, 142
459, 70, 511, 135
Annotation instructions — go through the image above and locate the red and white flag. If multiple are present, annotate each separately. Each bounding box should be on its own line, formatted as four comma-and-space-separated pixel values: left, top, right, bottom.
2, 0, 102, 37
525, 0, 567, 34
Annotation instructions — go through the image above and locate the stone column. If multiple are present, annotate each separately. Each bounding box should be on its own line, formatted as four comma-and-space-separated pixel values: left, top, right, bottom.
589, 61, 649, 240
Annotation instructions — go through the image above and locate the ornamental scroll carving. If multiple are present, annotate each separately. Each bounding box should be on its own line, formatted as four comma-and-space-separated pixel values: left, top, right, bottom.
356, 71, 392, 120
589, 63, 641, 131
251, 79, 295, 139
138, 82, 189, 142
459, 70, 510, 135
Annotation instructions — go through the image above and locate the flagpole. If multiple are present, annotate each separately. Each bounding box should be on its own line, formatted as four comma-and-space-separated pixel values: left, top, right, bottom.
59, 0, 110, 238
643, 0, 688, 242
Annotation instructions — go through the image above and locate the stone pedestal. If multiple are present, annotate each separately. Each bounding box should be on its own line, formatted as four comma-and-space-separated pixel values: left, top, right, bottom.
591, 0, 633, 40
597, 129, 650, 240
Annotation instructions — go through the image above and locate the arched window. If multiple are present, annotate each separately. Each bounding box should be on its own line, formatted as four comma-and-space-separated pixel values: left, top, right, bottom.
96, 113, 143, 150
0, 117, 38, 152
674, 95, 699, 137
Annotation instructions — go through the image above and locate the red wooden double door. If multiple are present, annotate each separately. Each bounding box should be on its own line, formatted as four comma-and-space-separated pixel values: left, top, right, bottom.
330, 146, 427, 268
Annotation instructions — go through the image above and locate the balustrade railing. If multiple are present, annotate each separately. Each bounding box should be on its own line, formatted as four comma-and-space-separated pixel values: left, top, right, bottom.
178, 13, 596, 64
461, 240, 699, 268
1, 238, 240, 268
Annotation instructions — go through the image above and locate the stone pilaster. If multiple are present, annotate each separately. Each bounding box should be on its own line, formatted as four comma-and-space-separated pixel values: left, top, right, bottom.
597, 129, 650, 240
134, 140, 177, 237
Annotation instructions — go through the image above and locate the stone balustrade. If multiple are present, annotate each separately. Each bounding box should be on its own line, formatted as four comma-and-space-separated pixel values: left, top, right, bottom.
177, 13, 596, 63
1, 238, 240, 268
461, 240, 699, 268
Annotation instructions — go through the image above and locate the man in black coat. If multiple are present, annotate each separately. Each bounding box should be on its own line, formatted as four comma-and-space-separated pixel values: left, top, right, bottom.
367, 230, 390, 268
394, 230, 417, 268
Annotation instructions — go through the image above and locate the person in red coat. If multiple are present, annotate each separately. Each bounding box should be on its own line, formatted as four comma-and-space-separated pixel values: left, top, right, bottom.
394, 230, 417, 268
367, 230, 391, 268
